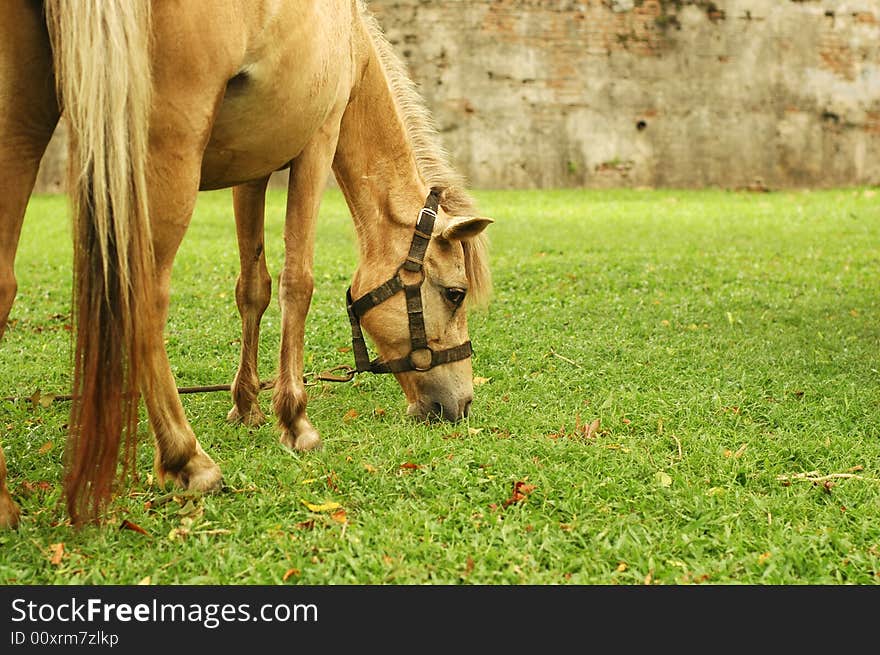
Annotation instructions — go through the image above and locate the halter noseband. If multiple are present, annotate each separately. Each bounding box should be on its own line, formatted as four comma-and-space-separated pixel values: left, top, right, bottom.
345, 188, 473, 375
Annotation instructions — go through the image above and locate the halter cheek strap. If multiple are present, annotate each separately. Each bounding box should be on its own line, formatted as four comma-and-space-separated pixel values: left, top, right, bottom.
345, 188, 473, 375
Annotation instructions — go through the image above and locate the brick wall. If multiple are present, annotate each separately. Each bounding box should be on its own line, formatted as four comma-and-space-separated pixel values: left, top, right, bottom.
34, 0, 880, 192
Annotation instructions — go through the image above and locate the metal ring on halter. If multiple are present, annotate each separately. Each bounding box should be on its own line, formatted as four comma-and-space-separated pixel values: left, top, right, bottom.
408, 348, 433, 372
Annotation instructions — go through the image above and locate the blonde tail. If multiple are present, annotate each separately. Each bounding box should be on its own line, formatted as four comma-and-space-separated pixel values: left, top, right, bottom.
44, 1, 155, 524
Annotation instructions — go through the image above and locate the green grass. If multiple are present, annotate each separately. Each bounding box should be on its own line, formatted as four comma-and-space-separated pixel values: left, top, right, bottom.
1, 187, 879, 584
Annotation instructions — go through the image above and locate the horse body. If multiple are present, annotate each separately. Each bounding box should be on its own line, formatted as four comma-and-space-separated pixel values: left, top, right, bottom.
0, 0, 491, 529
200, 1, 354, 189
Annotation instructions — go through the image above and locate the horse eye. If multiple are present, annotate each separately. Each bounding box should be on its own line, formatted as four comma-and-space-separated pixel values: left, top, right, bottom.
444, 287, 467, 307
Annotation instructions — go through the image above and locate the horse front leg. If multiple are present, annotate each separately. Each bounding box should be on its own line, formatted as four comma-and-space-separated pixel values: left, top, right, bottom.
274, 124, 341, 452
0, 0, 61, 528
227, 176, 273, 426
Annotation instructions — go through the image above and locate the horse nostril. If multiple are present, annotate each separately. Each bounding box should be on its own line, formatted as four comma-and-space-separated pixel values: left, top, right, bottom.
429, 402, 444, 420
461, 399, 472, 419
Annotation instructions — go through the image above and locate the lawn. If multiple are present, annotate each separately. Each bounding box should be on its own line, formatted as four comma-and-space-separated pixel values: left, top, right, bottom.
0, 186, 878, 584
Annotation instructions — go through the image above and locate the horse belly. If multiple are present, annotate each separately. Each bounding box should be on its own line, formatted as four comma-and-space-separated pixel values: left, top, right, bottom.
199, 2, 351, 190
200, 103, 317, 190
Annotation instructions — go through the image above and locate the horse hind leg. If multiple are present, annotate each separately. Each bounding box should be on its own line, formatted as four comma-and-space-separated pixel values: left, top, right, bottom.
0, 448, 21, 525
139, 100, 233, 493
143, 167, 224, 493
227, 177, 273, 427
0, 99, 57, 530
0, 447, 20, 529
0, 0, 61, 528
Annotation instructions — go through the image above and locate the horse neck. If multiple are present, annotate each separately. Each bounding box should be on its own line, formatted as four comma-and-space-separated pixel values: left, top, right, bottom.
332, 46, 428, 273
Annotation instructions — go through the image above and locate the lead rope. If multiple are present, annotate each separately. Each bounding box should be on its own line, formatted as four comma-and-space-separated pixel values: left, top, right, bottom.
2, 371, 354, 405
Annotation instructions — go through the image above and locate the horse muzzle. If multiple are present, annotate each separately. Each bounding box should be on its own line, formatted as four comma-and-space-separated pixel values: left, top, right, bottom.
407, 393, 472, 423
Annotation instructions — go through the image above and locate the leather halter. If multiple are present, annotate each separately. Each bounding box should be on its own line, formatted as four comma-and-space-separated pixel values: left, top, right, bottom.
345, 188, 473, 375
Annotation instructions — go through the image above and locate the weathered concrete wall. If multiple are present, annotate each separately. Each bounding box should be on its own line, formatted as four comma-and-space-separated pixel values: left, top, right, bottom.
34, 0, 880, 191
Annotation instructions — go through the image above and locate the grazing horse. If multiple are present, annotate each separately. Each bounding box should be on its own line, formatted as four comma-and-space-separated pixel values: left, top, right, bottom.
0, 0, 492, 529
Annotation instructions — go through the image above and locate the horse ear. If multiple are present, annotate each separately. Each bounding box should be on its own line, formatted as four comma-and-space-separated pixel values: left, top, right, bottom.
440, 216, 493, 242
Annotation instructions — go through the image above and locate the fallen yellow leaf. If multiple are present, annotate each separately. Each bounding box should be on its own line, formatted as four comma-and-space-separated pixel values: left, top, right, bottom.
616, 562, 627, 572
137, 576, 152, 586
38, 441, 53, 455
473, 376, 490, 385
301, 500, 342, 512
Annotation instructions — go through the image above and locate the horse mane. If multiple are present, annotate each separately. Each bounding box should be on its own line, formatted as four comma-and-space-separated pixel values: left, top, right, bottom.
358, 2, 492, 307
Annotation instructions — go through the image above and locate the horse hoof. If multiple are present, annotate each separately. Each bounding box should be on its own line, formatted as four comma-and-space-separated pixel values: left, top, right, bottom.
280, 429, 322, 452
227, 404, 267, 427
185, 466, 224, 493
0, 493, 21, 530
158, 446, 223, 493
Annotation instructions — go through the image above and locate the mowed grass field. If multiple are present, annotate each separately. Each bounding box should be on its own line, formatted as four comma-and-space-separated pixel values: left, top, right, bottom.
0, 187, 878, 584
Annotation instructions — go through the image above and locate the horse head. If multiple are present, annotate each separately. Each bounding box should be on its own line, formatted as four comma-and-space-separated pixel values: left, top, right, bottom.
349, 191, 492, 422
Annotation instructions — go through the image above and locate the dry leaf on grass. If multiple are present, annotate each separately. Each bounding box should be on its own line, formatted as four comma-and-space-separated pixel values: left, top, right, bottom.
583, 418, 600, 439
503, 481, 536, 507
547, 416, 601, 440
120, 519, 150, 537
282, 568, 300, 582
19, 480, 52, 496
29, 390, 57, 409
49, 542, 64, 566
